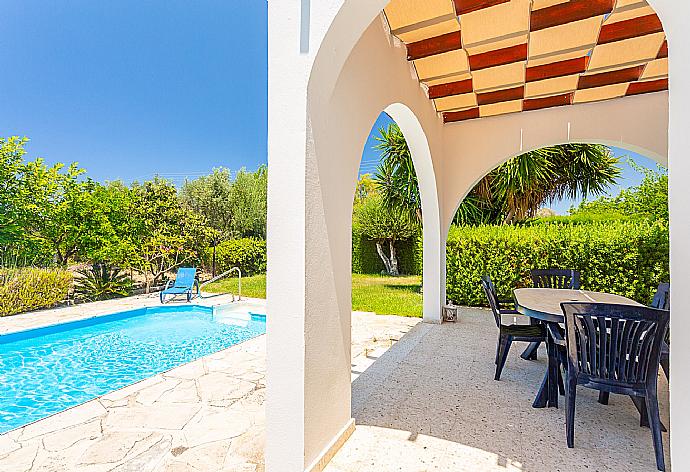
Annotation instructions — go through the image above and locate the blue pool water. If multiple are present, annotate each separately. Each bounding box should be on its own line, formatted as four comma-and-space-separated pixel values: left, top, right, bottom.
0, 305, 266, 434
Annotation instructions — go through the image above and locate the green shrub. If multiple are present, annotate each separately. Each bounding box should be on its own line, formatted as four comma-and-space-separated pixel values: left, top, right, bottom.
205, 238, 266, 276
74, 263, 133, 302
446, 221, 669, 306
0, 267, 73, 316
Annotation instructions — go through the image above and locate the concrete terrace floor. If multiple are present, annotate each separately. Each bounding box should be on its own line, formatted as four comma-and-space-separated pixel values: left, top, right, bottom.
327, 307, 671, 472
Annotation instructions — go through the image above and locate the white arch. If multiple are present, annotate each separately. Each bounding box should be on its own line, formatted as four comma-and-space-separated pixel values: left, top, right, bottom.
445, 138, 668, 234
385, 103, 444, 320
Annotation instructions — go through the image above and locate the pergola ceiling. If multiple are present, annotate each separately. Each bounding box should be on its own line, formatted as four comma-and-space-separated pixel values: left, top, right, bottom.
383, 0, 668, 123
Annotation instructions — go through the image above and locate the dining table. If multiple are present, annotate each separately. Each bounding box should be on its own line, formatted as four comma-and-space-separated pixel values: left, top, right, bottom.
513, 288, 643, 408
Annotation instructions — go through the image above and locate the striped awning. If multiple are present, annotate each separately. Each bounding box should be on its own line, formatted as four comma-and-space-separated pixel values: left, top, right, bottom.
383, 0, 668, 122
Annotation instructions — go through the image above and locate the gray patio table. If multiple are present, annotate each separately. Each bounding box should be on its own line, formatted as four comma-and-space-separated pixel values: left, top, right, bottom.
513, 288, 642, 408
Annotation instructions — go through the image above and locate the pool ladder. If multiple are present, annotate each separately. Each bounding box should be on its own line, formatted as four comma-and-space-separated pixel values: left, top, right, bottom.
200, 267, 242, 301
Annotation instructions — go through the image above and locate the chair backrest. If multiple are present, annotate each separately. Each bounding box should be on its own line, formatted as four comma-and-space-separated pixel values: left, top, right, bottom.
173, 268, 197, 288
650, 282, 670, 310
561, 302, 669, 388
531, 269, 581, 289
480, 275, 502, 328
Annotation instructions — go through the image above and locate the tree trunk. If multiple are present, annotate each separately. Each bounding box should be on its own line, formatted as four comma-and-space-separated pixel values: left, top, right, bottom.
375, 241, 393, 275
388, 240, 399, 276
374, 240, 400, 276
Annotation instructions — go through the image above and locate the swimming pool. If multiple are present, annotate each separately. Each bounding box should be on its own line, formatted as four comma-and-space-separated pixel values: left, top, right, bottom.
0, 304, 266, 434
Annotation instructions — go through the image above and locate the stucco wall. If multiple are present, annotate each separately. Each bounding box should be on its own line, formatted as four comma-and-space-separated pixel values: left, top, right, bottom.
268, 2, 448, 470
268, 1, 690, 471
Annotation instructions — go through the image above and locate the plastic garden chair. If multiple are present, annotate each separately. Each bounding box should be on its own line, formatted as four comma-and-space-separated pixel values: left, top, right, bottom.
480, 275, 546, 380
160, 267, 200, 303
560, 302, 669, 471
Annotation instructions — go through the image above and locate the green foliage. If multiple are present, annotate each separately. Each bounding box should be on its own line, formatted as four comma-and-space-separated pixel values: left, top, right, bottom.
205, 238, 267, 276
180, 166, 267, 240
73, 263, 133, 302
353, 194, 419, 275
373, 123, 421, 222
445, 220, 669, 306
0, 268, 73, 316
571, 161, 668, 222
1, 137, 119, 266
455, 144, 620, 225
124, 178, 212, 288
354, 174, 378, 205
354, 194, 418, 242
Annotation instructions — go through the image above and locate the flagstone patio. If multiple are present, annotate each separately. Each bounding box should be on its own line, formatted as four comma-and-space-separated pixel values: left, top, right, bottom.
0, 295, 419, 471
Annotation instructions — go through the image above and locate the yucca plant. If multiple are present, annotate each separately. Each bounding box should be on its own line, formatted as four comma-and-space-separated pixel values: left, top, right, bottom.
74, 263, 132, 302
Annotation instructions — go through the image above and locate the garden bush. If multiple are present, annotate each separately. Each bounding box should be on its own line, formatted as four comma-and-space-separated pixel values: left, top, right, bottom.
0, 267, 73, 316
205, 238, 266, 276
446, 220, 669, 306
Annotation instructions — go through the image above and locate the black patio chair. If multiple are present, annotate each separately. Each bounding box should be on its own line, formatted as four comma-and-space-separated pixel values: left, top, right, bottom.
530, 268, 581, 289
521, 269, 582, 361
651, 283, 670, 379
560, 302, 669, 471
480, 275, 546, 381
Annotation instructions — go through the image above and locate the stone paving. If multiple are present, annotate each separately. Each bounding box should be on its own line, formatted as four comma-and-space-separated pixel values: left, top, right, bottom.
326, 307, 672, 472
0, 295, 419, 471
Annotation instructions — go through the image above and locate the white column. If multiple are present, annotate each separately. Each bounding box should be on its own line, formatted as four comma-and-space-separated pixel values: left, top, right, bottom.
657, 1, 690, 469
266, 2, 355, 471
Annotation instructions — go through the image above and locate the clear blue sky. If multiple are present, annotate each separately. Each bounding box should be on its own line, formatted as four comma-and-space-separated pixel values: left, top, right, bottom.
359, 112, 660, 215
1, 1, 267, 186
3, 2, 659, 210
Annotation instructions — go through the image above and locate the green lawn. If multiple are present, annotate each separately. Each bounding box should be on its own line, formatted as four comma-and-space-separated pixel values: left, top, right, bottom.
205, 273, 423, 317
204, 274, 267, 299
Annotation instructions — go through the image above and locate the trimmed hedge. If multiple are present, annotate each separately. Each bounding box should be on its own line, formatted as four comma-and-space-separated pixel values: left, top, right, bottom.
0, 268, 73, 316
446, 220, 669, 306
204, 238, 266, 276
352, 231, 421, 275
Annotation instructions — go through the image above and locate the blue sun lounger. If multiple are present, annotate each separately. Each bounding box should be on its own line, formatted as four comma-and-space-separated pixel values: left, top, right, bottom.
160, 267, 200, 303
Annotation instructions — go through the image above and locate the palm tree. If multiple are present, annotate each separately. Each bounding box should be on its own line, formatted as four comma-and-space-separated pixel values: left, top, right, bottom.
373, 123, 620, 225
374, 124, 422, 224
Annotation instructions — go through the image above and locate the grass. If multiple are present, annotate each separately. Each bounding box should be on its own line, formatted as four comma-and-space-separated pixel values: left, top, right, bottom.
204, 274, 267, 299
351, 274, 422, 317
205, 273, 423, 317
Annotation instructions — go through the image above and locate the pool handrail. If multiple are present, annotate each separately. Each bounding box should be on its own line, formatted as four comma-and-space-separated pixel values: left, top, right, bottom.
200, 267, 242, 301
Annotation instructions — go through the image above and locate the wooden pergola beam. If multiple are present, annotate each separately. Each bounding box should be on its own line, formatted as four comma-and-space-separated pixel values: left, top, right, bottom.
407, 31, 462, 61
428, 78, 474, 99
597, 14, 663, 45
530, 0, 614, 32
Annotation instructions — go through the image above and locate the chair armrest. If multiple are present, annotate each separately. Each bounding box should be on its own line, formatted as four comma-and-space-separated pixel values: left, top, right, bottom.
547, 323, 566, 347
499, 309, 520, 315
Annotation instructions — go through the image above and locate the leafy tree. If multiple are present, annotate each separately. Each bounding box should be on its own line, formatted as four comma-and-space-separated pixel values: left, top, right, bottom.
180, 166, 267, 240
180, 168, 234, 239
0, 137, 28, 249
354, 174, 378, 204
228, 166, 267, 239
354, 194, 418, 276
126, 178, 211, 291
570, 160, 668, 222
